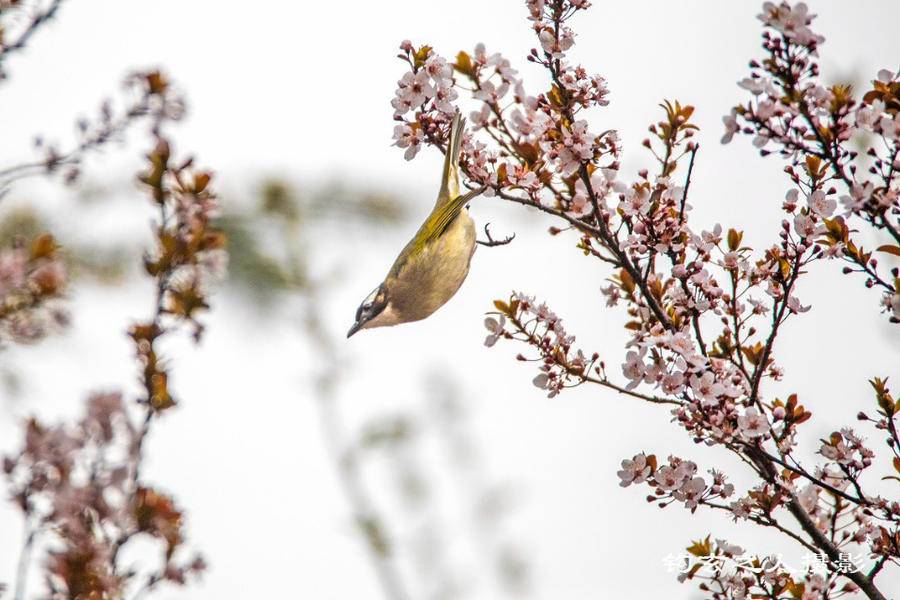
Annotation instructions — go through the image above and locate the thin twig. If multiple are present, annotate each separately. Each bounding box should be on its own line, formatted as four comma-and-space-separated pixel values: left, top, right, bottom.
678, 144, 698, 224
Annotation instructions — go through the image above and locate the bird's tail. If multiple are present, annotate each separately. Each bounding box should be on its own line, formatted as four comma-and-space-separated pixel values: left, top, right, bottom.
439, 110, 464, 203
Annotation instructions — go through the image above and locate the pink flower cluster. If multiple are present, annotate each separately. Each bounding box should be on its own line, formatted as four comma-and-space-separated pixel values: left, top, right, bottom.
390, 0, 615, 207
3, 393, 205, 599
818, 428, 874, 472
525, 1, 591, 57
856, 69, 900, 141
484, 292, 596, 398
757, 2, 823, 47
390, 42, 460, 160
617, 453, 734, 512
725, 1, 899, 323
0, 234, 68, 345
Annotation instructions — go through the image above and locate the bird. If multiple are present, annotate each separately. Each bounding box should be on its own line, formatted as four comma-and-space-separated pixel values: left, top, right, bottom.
347, 111, 485, 338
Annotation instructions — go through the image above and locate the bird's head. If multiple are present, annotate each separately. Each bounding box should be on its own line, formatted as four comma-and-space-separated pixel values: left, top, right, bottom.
347, 284, 389, 337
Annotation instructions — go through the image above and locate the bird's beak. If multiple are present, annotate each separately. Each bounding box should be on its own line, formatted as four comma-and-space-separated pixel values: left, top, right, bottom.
346, 321, 363, 338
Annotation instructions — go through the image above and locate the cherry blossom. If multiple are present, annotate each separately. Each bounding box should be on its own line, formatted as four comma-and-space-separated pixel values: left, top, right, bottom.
392, 123, 424, 160
483, 315, 506, 347
617, 453, 651, 487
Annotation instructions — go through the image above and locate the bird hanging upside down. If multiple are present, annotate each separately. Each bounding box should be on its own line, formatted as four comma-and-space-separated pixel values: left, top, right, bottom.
347, 111, 506, 338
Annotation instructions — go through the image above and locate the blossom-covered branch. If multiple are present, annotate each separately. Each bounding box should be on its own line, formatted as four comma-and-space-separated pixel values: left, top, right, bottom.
3, 70, 224, 600
389, 1, 898, 598
724, 1, 900, 322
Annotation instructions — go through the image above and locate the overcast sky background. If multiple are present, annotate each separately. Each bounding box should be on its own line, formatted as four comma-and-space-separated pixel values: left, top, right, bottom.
1, 1, 899, 599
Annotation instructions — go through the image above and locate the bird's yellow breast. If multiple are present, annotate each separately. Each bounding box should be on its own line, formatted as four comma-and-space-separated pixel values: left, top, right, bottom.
386, 210, 476, 323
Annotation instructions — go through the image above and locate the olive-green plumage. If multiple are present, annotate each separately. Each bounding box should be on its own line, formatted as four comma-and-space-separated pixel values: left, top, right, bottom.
348, 111, 483, 337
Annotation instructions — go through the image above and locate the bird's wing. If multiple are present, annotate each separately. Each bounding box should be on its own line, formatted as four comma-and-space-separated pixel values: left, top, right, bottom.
435, 111, 464, 208
414, 185, 484, 251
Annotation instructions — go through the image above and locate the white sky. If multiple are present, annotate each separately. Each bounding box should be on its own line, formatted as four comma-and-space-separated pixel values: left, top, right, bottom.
1, 1, 900, 599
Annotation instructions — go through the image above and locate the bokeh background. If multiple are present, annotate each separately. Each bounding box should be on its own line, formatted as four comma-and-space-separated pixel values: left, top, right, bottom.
1, 1, 899, 598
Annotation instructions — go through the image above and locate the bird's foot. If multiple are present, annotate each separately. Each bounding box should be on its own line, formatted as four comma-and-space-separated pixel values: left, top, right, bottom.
476, 223, 515, 247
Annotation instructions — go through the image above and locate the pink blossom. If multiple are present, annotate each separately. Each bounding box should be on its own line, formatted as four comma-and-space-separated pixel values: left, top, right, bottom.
820, 437, 853, 464
538, 25, 575, 58
722, 251, 739, 270
423, 54, 452, 84
793, 213, 817, 239
473, 80, 509, 104
690, 372, 725, 405
856, 99, 885, 132
721, 109, 740, 144
667, 332, 695, 357
737, 407, 769, 440
483, 315, 506, 347
661, 372, 685, 395
619, 187, 651, 217
887, 293, 900, 320
508, 165, 541, 193
783, 188, 800, 212
738, 76, 771, 96
701, 224, 723, 247
786, 295, 811, 314
877, 69, 897, 83
807, 190, 836, 217
730, 497, 753, 520
654, 465, 681, 491
798, 483, 820, 514
433, 85, 459, 116
840, 182, 873, 212
673, 476, 707, 510
469, 103, 491, 131
622, 350, 646, 389
617, 453, 651, 487
0, 247, 27, 295
395, 70, 434, 114
878, 113, 900, 141
392, 124, 424, 160
758, 2, 824, 47
550, 119, 594, 175
511, 105, 551, 137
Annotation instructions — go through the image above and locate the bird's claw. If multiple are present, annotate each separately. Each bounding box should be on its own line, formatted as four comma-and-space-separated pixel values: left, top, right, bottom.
477, 223, 515, 247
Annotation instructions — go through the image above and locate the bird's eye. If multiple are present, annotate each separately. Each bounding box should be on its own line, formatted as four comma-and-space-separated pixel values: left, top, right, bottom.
357, 286, 381, 319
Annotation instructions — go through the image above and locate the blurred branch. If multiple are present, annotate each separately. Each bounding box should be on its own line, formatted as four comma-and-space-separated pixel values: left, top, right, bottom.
11, 516, 36, 600
3, 117, 218, 600
316, 389, 413, 600
426, 375, 530, 597
0, 0, 66, 78
263, 176, 414, 600
219, 178, 405, 305
0, 70, 184, 197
